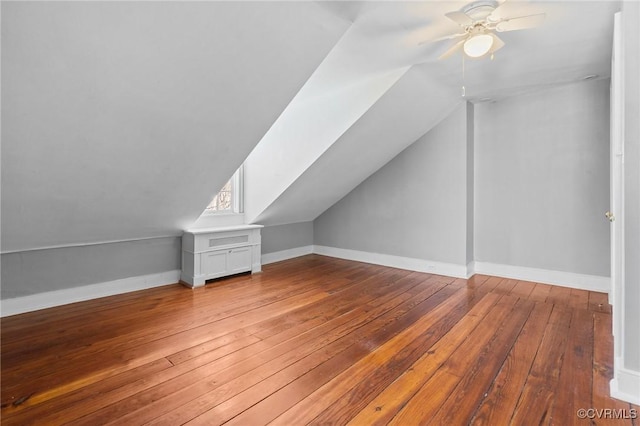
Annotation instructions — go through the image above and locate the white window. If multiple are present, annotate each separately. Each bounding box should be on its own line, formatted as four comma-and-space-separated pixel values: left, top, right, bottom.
205, 165, 244, 214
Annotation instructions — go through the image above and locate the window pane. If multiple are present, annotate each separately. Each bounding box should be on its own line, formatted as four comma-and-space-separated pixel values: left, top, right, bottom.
206, 179, 232, 212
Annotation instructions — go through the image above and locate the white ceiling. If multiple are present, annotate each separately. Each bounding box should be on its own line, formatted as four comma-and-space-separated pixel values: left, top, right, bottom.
324, 0, 619, 100
244, 0, 620, 226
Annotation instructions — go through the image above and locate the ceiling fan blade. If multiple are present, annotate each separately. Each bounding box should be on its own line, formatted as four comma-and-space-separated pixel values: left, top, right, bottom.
489, 33, 505, 53
419, 32, 466, 45
434, 32, 467, 42
445, 11, 473, 27
495, 13, 546, 32
487, 3, 507, 22
439, 39, 465, 60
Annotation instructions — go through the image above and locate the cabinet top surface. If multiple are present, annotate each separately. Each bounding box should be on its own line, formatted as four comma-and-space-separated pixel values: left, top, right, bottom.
184, 224, 263, 235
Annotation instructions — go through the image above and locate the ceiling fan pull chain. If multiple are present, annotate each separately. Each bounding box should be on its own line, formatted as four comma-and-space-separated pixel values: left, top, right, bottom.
461, 54, 466, 97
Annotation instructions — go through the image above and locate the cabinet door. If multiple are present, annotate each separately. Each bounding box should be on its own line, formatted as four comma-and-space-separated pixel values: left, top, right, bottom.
203, 251, 227, 278
228, 247, 252, 274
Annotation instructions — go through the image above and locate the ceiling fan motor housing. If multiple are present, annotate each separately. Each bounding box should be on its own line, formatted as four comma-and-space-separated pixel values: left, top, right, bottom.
461, 0, 499, 21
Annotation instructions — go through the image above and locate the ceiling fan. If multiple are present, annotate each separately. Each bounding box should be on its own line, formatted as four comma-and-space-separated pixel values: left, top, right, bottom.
433, 0, 546, 60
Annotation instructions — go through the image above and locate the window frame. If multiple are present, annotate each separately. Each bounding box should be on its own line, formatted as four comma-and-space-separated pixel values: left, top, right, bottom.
204, 165, 244, 216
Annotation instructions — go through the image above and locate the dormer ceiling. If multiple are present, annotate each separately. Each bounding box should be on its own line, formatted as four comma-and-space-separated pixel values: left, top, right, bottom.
244, 0, 619, 226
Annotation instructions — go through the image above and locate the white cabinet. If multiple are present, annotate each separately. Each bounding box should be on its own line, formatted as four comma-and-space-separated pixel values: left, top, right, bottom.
181, 225, 262, 287
202, 250, 228, 277
228, 247, 252, 273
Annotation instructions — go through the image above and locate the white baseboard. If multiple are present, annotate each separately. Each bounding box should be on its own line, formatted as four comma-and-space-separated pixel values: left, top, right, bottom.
0, 270, 181, 317
312, 245, 468, 278
262, 245, 314, 265
0, 251, 612, 317
611, 362, 640, 405
473, 261, 610, 293
467, 261, 476, 279
309, 249, 610, 293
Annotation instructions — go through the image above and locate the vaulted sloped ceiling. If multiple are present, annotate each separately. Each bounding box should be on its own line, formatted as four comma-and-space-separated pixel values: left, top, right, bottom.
2, 1, 621, 251
243, 0, 619, 226
1, 2, 350, 251
243, 2, 463, 225
250, 65, 461, 225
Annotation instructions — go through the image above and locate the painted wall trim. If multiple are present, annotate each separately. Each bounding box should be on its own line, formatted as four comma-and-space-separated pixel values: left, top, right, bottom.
0, 270, 181, 317
313, 245, 469, 278
1, 234, 182, 255
467, 261, 476, 279
474, 261, 611, 293
309, 248, 610, 293
255, 219, 317, 228
611, 357, 640, 405
262, 245, 314, 265
1, 248, 612, 316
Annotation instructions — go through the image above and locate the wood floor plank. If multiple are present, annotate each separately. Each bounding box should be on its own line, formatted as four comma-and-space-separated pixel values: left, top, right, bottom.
549, 308, 594, 425
529, 282, 553, 302
0, 256, 626, 425
166, 281, 453, 426
477, 276, 504, 293
244, 269, 416, 339
493, 278, 519, 295
270, 288, 493, 426
568, 289, 591, 310
308, 288, 493, 424
592, 312, 635, 426
509, 280, 537, 299
3, 266, 360, 420
387, 296, 532, 425
470, 301, 554, 425
117, 280, 453, 425
0, 359, 174, 423
426, 298, 535, 425
1, 286, 330, 405
165, 269, 420, 366
466, 274, 491, 289
547, 285, 572, 305
510, 305, 573, 425
589, 291, 612, 313
66, 274, 449, 425
346, 292, 503, 426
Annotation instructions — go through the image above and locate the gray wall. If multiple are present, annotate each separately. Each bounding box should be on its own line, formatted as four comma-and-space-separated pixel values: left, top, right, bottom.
1, 237, 181, 299
314, 102, 470, 266
261, 221, 314, 254
474, 78, 610, 277
622, 0, 640, 372
314, 78, 609, 279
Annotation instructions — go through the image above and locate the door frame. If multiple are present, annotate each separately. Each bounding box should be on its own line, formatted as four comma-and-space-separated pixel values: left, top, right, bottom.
610, 10, 625, 383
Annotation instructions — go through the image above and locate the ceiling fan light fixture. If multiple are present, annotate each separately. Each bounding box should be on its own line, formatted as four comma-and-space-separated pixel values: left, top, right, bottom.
463, 34, 494, 57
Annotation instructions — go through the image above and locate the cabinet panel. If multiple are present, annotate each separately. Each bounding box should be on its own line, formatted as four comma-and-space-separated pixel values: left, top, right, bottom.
228, 247, 252, 274
203, 251, 227, 277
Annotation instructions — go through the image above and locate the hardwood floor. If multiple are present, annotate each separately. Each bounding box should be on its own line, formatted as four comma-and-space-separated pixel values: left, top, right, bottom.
1, 255, 637, 425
